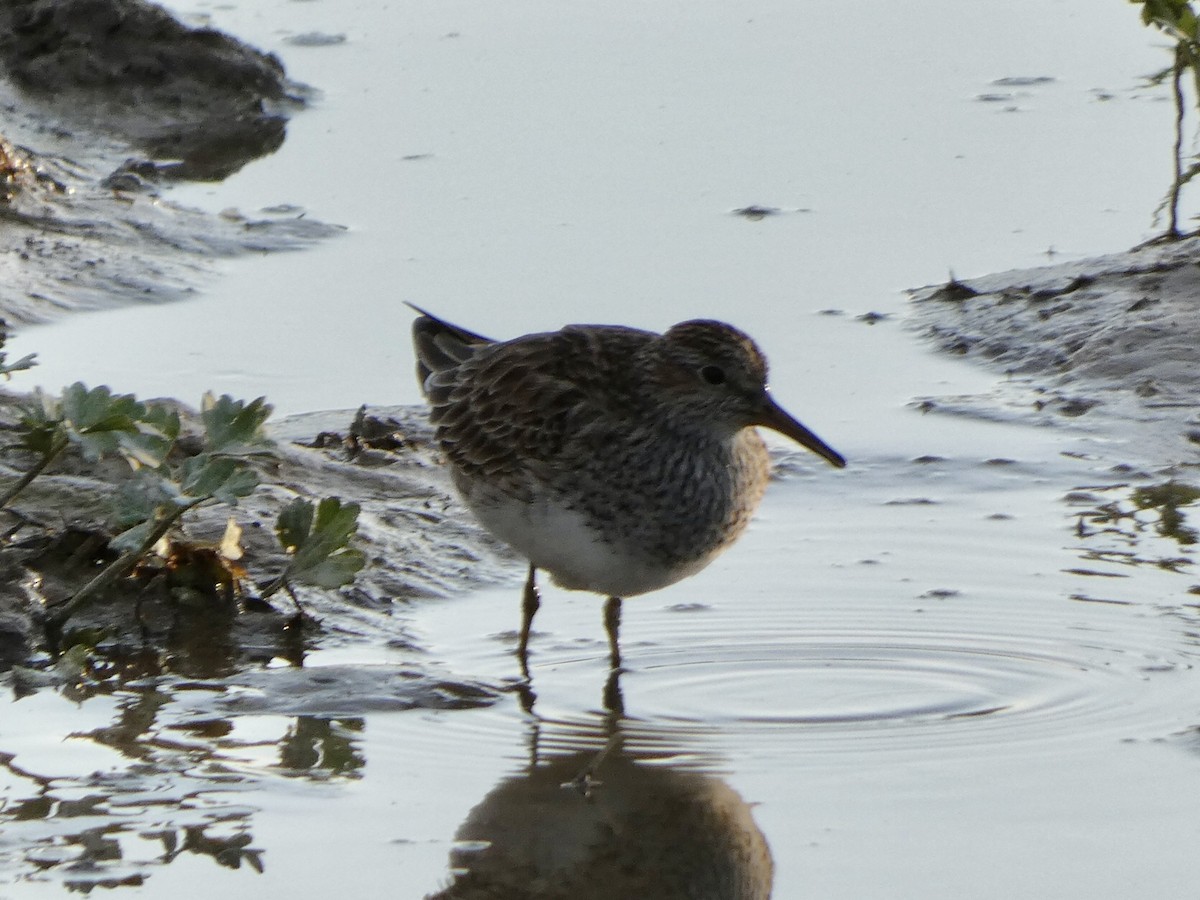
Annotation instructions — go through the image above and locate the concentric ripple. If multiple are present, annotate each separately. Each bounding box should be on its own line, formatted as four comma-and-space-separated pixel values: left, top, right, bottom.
601, 610, 1178, 762
415, 552, 1194, 768
630, 629, 1096, 729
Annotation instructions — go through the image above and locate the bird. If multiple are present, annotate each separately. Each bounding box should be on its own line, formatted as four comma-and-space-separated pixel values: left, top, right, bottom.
426, 714, 774, 900
409, 305, 845, 674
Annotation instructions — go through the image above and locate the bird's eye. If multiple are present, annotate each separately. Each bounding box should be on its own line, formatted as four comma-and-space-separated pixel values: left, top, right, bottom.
700, 365, 726, 385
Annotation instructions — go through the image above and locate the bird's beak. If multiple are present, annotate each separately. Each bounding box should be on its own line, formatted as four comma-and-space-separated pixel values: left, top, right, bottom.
755, 394, 846, 468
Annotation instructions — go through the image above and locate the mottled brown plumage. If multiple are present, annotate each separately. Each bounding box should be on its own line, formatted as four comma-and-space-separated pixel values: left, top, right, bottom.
410, 306, 844, 665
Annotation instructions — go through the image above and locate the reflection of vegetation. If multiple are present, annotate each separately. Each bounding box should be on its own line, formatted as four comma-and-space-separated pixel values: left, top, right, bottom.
0, 703, 266, 890
1, 665, 367, 890
72, 683, 174, 757
1068, 479, 1199, 574
1134, 0, 1200, 236
157, 826, 264, 873
1132, 480, 1200, 544
279, 716, 366, 775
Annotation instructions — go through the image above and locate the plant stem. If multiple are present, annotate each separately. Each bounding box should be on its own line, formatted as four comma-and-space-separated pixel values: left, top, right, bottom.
258, 563, 294, 601
1170, 44, 1186, 238
51, 501, 197, 625
0, 437, 68, 510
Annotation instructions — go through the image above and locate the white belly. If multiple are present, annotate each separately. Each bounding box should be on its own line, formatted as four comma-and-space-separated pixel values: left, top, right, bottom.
465, 491, 711, 598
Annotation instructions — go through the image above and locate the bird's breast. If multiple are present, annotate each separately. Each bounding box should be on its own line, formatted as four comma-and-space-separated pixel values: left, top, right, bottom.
455, 428, 771, 597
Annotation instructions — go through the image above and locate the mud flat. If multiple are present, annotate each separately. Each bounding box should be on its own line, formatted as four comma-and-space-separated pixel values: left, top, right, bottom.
910, 235, 1200, 470
0, 0, 340, 324
0, 398, 511, 691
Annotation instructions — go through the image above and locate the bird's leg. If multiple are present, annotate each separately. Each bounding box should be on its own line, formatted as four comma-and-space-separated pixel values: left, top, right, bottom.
518, 563, 540, 679
565, 729, 623, 798
515, 679, 537, 715
602, 663, 625, 716
603, 596, 622, 671
568, 692, 626, 797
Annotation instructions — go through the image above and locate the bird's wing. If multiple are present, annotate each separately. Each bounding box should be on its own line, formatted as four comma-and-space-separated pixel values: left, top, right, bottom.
409, 305, 495, 392
425, 327, 654, 497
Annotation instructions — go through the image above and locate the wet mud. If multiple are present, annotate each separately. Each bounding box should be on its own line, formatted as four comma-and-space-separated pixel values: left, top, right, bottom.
0, 399, 513, 687
0, 0, 340, 324
0, 18, 520, 880
0, 0, 303, 182
910, 235, 1200, 467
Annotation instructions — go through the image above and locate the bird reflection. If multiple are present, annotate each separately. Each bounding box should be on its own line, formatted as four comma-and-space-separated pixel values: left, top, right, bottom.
426, 707, 773, 900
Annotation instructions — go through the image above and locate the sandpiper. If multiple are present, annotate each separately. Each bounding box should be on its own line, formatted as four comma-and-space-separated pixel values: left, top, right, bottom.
410, 305, 845, 672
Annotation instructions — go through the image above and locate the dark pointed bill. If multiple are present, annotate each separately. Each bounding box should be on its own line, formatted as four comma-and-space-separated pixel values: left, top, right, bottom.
756, 395, 846, 468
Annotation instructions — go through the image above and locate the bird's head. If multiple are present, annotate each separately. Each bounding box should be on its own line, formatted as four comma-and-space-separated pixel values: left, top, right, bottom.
648, 320, 845, 468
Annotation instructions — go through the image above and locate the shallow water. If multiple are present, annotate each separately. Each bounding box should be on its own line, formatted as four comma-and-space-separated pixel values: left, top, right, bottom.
5, 0, 1186, 433
6, 444, 1200, 896
4, 1, 1200, 897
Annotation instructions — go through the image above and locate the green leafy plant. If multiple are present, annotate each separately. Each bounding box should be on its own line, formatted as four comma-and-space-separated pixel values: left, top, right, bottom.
0, 319, 36, 381
262, 496, 366, 601
0, 383, 177, 509
0, 377, 367, 635
53, 391, 269, 621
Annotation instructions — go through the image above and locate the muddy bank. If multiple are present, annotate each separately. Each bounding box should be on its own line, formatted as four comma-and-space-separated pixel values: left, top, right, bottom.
909, 236, 1200, 468
0, 0, 519, 704
0, 0, 304, 182
5, 226, 1198, 687
0, 0, 340, 324
0, 396, 515, 694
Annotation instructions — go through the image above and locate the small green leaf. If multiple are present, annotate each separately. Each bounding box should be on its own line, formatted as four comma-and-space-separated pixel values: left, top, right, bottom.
0, 320, 37, 380
214, 468, 260, 505
201, 393, 273, 455
59, 383, 146, 460
274, 497, 365, 590
299, 497, 361, 566
276, 497, 316, 553
12, 390, 64, 455
25, 389, 59, 422
13, 424, 62, 457
299, 549, 367, 589
109, 518, 160, 554
180, 454, 259, 505
0, 352, 37, 379
118, 404, 180, 470
112, 473, 178, 528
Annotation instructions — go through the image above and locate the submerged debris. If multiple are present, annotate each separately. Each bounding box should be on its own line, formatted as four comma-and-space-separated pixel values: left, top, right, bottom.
732, 205, 782, 220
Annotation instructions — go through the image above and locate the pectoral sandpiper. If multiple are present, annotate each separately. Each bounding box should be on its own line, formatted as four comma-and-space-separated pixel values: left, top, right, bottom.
410, 306, 845, 673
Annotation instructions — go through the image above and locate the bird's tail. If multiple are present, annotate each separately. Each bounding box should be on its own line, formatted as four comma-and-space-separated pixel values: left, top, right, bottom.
407, 302, 494, 394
